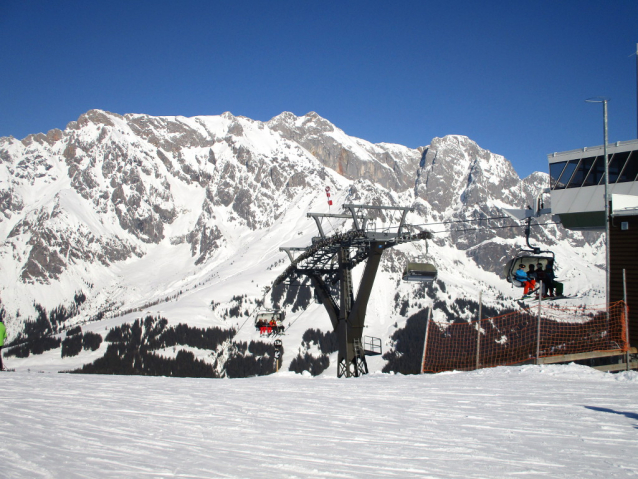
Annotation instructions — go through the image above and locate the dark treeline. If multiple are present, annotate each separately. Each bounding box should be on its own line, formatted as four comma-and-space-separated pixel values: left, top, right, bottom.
74, 315, 280, 378
289, 352, 329, 376
301, 328, 338, 355
5, 307, 60, 358
6, 335, 61, 358
383, 308, 430, 375
61, 331, 102, 358
77, 316, 236, 377
271, 279, 313, 312
76, 342, 219, 378
225, 340, 278, 378
4, 292, 88, 358
67, 325, 82, 336
102, 317, 236, 352
288, 328, 337, 376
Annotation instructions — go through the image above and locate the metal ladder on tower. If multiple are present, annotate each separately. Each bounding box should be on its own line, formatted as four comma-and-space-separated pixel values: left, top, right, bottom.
352, 337, 368, 376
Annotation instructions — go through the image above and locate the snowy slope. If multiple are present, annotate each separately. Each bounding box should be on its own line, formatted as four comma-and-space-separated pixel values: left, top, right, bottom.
1, 365, 636, 478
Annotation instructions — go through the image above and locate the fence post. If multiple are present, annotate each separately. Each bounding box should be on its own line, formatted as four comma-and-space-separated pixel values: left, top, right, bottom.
475, 291, 482, 370
535, 281, 543, 364
420, 306, 432, 374
623, 269, 630, 371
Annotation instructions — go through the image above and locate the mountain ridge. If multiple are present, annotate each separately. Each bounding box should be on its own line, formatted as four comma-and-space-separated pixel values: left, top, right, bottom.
0, 109, 604, 375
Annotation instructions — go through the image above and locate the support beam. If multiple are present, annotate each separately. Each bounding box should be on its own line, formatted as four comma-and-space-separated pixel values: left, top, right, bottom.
537, 347, 637, 364
593, 361, 638, 372
344, 205, 361, 232
311, 215, 326, 238
337, 247, 354, 377
397, 208, 410, 237
306, 213, 371, 239
309, 274, 339, 330
348, 242, 385, 335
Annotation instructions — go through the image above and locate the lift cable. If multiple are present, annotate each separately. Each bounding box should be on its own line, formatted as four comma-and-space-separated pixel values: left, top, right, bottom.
407, 215, 516, 229
284, 306, 312, 333
429, 221, 563, 235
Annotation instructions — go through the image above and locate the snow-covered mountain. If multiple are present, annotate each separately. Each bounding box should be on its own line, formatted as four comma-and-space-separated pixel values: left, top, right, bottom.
0, 109, 604, 375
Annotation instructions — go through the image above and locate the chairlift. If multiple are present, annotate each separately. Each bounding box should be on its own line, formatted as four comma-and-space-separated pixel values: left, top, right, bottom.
254, 309, 286, 336
504, 215, 556, 288
402, 262, 438, 282
500, 195, 561, 288
402, 236, 437, 283
504, 251, 555, 287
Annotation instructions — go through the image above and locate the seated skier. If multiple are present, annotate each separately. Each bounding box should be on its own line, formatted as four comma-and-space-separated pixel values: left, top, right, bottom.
527, 264, 537, 292
514, 264, 535, 297
535, 262, 547, 298
545, 264, 564, 297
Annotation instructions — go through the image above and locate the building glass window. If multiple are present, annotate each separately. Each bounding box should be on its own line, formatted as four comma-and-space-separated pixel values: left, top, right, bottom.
588, 156, 606, 186
550, 161, 567, 189
616, 150, 638, 183
554, 159, 580, 190
567, 156, 596, 188
608, 152, 628, 183
582, 156, 604, 187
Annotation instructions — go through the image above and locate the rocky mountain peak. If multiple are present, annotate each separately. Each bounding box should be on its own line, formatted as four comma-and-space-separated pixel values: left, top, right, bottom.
417, 135, 521, 213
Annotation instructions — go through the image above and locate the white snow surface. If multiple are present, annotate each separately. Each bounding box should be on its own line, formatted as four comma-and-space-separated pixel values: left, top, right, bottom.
1, 364, 637, 478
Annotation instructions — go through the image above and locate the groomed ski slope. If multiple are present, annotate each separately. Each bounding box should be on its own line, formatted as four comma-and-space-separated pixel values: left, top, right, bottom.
1, 364, 636, 478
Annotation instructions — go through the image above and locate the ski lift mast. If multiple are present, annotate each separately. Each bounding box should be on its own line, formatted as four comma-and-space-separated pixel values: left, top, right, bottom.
275, 204, 433, 378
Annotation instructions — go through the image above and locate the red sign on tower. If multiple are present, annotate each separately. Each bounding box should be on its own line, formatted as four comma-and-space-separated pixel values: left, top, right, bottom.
325, 186, 332, 206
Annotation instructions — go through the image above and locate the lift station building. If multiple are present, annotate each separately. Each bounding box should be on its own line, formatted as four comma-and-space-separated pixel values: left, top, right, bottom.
548, 139, 638, 346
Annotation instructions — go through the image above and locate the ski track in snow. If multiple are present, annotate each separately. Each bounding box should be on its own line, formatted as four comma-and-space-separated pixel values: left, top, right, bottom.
0, 364, 637, 478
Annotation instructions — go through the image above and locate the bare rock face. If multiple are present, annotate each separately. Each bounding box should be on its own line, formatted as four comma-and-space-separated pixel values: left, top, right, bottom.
267, 112, 421, 192
5, 200, 142, 283
416, 135, 520, 213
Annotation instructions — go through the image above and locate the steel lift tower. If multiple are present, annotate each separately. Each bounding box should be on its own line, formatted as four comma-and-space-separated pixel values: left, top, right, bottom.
274, 204, 432, 378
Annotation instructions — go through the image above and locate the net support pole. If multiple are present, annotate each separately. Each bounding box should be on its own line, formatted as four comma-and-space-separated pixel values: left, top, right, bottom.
623, 269, 630, 371
420, 306, 432, 374
535, 281, 543, 364
475, 291, 482, 370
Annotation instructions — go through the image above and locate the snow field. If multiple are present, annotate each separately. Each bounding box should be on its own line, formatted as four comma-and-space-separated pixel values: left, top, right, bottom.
0, 364, 636, 478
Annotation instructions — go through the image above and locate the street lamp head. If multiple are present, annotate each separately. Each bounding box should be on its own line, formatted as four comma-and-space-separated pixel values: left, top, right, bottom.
585, 97, 611, 103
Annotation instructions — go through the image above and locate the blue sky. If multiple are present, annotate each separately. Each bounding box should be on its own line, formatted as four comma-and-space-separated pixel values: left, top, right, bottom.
1, 1, 636, 178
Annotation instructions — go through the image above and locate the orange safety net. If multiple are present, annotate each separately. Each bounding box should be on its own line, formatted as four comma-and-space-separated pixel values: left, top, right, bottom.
422, 301, 628, 373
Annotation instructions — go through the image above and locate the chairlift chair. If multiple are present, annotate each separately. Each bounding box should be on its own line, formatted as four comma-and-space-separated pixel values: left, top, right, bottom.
402, 235, 437, 283
504, 213, 556, 288
402, 262, 438, 282
504, 251, 555, 287
254, 309, 286, 335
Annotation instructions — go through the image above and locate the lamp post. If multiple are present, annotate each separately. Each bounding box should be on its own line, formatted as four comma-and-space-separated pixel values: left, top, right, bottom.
586, 97, 610, 309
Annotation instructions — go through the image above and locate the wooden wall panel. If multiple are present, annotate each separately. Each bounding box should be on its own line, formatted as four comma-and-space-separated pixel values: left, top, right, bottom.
609, 215, 638, 346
